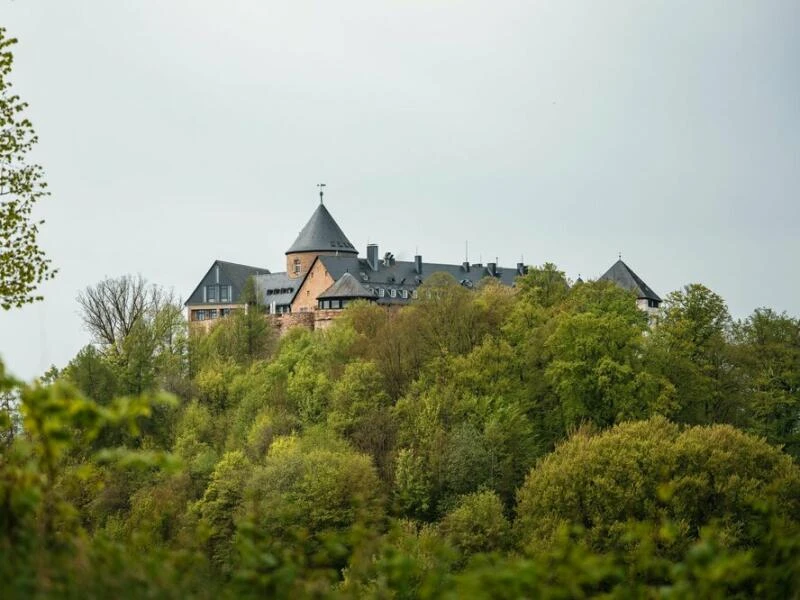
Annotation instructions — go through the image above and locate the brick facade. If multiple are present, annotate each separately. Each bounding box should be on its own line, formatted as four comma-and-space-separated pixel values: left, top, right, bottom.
286, 251, 342, 280
291, 257, 335, 313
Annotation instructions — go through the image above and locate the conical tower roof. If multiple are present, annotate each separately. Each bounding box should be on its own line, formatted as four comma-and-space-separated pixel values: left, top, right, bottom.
286, 203, 357, 255
599, 259, 661, 301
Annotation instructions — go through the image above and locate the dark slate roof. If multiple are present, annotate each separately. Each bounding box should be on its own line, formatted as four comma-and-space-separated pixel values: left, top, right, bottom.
318, 272, 375, 299
316, 255, 523, 305
220, 260, 270, 285
185, 260, 270, 306
253, 272, 298, 306
598, 259, 661, 302
286, 203, 358, 255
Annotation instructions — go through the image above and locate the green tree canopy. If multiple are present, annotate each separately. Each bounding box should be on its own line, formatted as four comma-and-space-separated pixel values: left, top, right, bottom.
0, 28, 55, 309
515, 417, 800, 556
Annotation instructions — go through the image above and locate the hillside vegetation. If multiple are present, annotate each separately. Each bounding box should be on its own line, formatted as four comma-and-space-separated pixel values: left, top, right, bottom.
2, 266, 799, 598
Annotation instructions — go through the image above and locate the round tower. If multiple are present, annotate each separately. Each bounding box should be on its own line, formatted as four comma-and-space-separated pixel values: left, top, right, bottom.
285, 200, 357, 279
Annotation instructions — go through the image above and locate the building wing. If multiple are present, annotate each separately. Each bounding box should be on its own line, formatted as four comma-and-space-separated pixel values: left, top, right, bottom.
185, 260, 271, 306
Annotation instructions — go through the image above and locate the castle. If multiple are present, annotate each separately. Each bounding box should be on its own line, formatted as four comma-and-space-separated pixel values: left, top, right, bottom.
185, 196, 661, 330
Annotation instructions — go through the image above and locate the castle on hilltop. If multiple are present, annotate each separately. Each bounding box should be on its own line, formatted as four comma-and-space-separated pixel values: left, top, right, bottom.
185, 195, 661, 330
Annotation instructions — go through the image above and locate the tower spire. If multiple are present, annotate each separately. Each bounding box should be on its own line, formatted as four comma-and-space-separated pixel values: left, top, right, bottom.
317, 183, 326, 205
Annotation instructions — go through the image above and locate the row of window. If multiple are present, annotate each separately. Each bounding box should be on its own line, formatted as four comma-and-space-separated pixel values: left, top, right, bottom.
371, 288, 417, 300
318, 299, 349, 310
266, 287, 294, 296
268, 305, 291, 315
204, 285, 232, 303
191, 308, 235, 321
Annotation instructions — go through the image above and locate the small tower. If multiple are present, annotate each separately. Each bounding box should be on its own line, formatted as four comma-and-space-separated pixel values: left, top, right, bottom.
285, 188, 358, 279
598, 258, 661, 317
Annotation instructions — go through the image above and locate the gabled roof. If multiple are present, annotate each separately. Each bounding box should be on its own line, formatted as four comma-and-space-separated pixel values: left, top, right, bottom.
185, 260, 270, 305
286, 203, 358, 255
318, 272, 375, 299
253, 272, 298, 306
599, 259, 661, 302
218, 260, 271, 285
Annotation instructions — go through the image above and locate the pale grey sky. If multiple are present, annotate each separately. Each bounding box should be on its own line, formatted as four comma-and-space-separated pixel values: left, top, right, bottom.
1, 1, 798, 380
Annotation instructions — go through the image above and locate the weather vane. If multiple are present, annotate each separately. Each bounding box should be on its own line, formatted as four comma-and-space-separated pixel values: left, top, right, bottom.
317, 183, 326, 204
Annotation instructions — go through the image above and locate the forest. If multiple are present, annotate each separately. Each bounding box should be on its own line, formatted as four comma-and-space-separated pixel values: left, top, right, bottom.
2, 22, 800, 600
2, 267, 800, 599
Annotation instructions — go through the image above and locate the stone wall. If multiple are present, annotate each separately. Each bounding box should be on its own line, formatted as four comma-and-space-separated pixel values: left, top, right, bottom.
313, 309, 341, 330
273, 311, 315, 335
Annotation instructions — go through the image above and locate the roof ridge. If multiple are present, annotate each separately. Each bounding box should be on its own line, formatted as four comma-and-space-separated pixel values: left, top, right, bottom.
216, 259, 271, 272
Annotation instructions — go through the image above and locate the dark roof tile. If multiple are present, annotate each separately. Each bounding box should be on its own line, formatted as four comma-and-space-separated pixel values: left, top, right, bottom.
318, 272, 375, 299
598, 259, 661, 301
286, 203, 358, 255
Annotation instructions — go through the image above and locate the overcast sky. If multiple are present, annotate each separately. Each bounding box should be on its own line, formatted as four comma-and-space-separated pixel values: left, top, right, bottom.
1, 1, 798, 380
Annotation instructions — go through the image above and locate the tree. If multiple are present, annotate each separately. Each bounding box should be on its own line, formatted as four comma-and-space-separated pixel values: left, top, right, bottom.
647, 284, 743, 425
440, 490, 510, 559
62, 345, 119, 405
233, 430, 385, 595
545, 281, 673, 430
731, 308, 800, 457
77, 274, 175, 351
515, 418, 800, 557
0, 28, 55, 310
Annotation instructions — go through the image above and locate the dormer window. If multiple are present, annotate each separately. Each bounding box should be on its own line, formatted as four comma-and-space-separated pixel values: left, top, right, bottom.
389, 289, 397, 298
378, 288, 385, 298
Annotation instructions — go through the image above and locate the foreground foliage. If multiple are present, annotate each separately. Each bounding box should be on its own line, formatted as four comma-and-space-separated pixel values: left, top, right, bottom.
1, 268, 799, 598
0, 27, 55, 310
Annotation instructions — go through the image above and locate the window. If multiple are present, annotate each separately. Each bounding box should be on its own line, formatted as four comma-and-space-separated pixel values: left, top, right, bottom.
332, 299, 342, 309
209, 309, 218, 319
206, 285, 217, 302
192, 310, 206, 321
389, 289, 397, 298
378, 288, 385, 298
220, 285, 230, 302
400, 289, 409, 299
220, 308, 233, 317
412, 290, 418, 299
293, 258, 301, 275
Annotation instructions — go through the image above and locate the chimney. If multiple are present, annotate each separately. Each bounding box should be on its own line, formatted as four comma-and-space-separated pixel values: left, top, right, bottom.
487, 262, 497, 277
414, 255, 423, 274
517, 262, 526, 276
462, 261, 470, 272
367, 244, 379, 271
